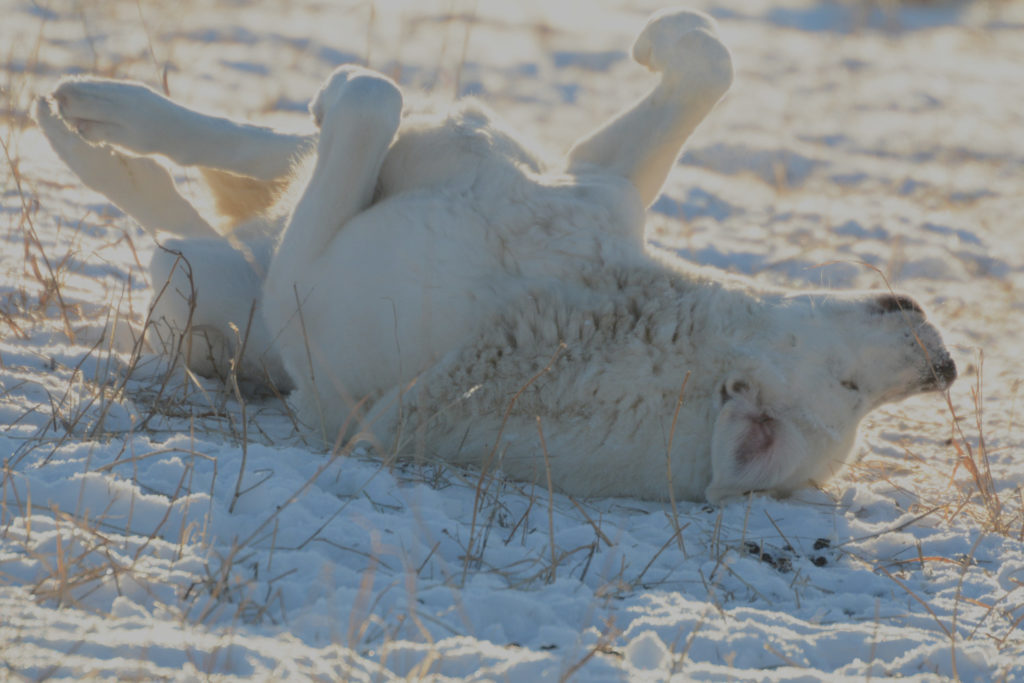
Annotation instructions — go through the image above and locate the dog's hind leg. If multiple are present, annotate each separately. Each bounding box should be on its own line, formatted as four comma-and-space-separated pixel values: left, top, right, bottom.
565, 9, 732, 207
267, 66, 402, 285
49, 77, 313, 181
36, 96, 286, 384
48, 77, 315, 227
148, 236, 289, 387
33, 96, 219, 239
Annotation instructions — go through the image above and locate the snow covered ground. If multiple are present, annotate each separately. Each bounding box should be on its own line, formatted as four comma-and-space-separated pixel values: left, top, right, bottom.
2, 0, 1023, 679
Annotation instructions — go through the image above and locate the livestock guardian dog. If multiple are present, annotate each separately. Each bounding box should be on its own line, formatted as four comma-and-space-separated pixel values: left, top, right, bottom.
34, 9, 956, 503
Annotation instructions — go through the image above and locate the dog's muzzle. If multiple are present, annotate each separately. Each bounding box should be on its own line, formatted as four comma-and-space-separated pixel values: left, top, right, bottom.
926, 355, 958, 391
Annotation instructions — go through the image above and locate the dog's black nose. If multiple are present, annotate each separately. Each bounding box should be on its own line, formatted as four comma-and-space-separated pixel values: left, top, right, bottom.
875, 293, 924, 315
932, 356, 958, 388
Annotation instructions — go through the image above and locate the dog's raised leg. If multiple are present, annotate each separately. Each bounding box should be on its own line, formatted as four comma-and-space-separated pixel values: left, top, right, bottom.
267, 66, 402, 286
566, 9, 733, 207
46, 77, 316, 227
48, 77, 313, 181
35, 96, 288, 385
33, 96, 219, 238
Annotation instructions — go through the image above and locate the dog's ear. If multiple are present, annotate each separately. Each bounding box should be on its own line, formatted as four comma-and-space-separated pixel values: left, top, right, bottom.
705, 375, 808, 503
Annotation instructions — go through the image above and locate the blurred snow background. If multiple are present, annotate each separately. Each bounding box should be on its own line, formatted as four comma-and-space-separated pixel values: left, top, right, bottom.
1, 0, 1023, 679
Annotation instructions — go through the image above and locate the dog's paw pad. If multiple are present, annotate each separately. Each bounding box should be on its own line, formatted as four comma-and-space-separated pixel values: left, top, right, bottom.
48, 77, 164, 151
309, 66, 402, 131
632, 9, 732, 89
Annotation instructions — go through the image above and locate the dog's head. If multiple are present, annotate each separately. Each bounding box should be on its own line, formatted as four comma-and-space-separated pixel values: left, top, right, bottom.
704, 291, 956, 503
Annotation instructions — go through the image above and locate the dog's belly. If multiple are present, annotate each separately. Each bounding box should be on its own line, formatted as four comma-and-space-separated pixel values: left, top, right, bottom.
274, 194, 507, 404
268, 178, 646, 424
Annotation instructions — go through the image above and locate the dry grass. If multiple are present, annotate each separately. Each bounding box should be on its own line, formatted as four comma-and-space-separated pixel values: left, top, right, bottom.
943, 353, 1023, 538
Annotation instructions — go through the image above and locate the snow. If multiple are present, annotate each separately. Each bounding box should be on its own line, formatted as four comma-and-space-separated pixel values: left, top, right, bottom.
2, 0, 1024, 680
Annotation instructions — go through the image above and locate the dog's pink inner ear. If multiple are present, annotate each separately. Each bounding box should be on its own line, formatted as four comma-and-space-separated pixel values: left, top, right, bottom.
734, 414, 776, 465
706, 389, 802, 502
717, 377, 780, 465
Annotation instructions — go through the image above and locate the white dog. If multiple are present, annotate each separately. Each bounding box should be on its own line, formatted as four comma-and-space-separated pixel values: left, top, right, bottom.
35, 9, 956, 502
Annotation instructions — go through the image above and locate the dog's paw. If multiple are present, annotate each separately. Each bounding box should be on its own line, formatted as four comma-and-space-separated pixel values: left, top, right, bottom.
632, 9, 733, 91
31, 94, 65, 136
32, 93, 112, 166
309, 65, 402, 131
49, 77, 170, 154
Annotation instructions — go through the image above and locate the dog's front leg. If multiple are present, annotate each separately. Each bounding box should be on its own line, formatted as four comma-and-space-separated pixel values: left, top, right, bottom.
565, 9, 733, 207
267, 67, 402, 286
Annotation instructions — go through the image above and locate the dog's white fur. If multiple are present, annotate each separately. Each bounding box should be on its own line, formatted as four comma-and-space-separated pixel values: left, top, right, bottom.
34, 9, 955, 502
